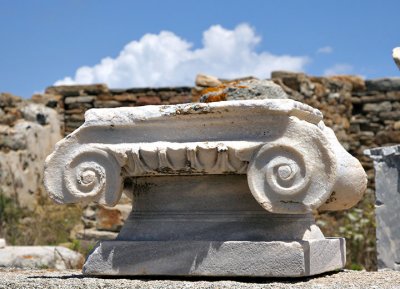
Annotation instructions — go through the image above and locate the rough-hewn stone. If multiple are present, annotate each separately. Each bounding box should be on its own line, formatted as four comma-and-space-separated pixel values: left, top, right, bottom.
0, 102, 61, 209
199, 79, 288, 103
366, 78, 400, 92
64, 96, 95, 104
45, 84, 108, 96
0, 93, 21, 108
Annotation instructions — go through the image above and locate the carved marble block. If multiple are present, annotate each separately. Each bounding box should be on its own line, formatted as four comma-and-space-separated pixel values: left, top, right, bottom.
44, 99, 367, 277
365, 145, 400, 270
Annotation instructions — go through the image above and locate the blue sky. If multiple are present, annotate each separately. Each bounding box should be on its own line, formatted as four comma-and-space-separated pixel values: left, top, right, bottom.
0, 0, 399, 97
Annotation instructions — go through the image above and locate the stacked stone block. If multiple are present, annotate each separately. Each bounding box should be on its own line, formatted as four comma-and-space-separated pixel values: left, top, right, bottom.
42, 85, 192, 135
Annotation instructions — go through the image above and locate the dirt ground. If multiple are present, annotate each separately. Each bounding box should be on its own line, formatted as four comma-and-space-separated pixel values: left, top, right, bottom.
0, 269, 400, 289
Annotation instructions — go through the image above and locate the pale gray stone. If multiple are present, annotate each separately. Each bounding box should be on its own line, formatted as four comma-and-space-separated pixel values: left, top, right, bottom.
365, 145, 400, 270
0, 246, 83, 269
83, 239, 345, 277
82, 175, 344, 277
199, 80, 288, 102
0, 104, 61, 209
65, 96, 95, 104
75, 228, 118, 241
118, 176, 324, 242
20, 103, 53, 125
363, 101, 392, 113
0, 239, 5, 249
44, 99, 366, 213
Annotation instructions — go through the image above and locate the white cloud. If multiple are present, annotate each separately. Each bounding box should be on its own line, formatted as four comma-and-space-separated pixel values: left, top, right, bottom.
317, 46, 333, 54
324, 63, 354, 76
55, 24, 309, 87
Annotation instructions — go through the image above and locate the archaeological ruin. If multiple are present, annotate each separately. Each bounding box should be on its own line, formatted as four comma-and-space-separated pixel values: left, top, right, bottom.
1, 71, 400, 271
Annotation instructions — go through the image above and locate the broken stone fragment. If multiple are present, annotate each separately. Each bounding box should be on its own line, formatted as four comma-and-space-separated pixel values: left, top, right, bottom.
0, 246, 84, 269
195, 74, 222, 87
95, 204, 131, 232
75, 228, 118, 241
199, 79, 288, 103
393, 47, 400, 70
327, 75, 366, 91
0, 102, 61, 209
366, 78, 400, 92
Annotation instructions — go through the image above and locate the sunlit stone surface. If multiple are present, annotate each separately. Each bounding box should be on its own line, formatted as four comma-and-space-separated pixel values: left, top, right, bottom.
44, 98, 367, 277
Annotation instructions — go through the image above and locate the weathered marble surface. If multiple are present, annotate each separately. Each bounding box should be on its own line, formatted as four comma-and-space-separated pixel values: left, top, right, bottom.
199, 79, 288, 102
84, 239, 345, 277
44, 100, 366, 213
0, 246, 83, 270
365, 145, 400, 270
0, 102, 61, 209
117, 176, 324, 242
44, 99, 366, 277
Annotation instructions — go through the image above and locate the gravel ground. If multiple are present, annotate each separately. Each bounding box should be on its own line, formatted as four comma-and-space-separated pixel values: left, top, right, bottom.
0, 269, 400, 289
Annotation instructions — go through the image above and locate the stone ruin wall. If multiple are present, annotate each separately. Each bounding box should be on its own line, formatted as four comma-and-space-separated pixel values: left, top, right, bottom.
40, 85, 193, 135
7, 71, 400, 240
0, 93, 61, 209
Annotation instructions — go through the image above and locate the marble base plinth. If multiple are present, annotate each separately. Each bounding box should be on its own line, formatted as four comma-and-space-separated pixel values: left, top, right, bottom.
83, 175, 346, 277
83, 238, 345, 277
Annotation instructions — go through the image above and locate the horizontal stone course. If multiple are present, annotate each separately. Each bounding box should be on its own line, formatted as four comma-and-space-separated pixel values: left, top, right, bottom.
41, 84, 192, 134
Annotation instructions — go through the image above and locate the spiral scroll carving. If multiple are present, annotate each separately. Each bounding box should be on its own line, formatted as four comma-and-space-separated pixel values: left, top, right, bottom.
263, 149, 310, 197
63, 147, 123, 205
247, 136, 336, 214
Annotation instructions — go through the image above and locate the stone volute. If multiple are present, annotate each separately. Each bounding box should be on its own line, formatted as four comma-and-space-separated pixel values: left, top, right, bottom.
44, 86, 367, 277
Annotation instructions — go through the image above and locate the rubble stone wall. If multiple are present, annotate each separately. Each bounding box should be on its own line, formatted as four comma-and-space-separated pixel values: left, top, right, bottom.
39, 85, 192, 135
